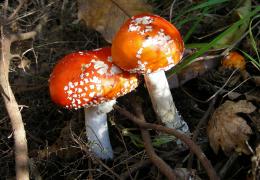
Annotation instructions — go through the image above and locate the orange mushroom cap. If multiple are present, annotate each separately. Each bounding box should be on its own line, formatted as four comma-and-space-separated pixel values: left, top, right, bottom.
222, 51, 246, 70
49, 47, 138, 109
111, 13, 184, 74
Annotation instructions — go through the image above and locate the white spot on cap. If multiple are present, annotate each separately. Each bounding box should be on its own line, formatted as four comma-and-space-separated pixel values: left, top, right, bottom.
128, 16, 154, 35
77, 88, 83, 93
84, 78, 89, 83
89, 92, 95, 97
68, 82, 74, 88
110, 65, 122, 75
92, 60, 109, 75
90, 85, 95, 89
67, 90, 73, 95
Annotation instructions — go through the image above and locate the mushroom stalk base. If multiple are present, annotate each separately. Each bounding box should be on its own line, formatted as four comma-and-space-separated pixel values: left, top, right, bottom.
84, 100, 116, 159
144, 70, 189, 133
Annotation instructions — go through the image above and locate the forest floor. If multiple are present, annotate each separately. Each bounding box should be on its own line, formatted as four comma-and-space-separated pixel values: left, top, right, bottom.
0, 0, 259, 179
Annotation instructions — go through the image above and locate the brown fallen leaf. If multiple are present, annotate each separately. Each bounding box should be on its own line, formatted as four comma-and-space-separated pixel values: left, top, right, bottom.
245, 89, 260, 102
78, 0, 152, 42
207, 100, 256, 155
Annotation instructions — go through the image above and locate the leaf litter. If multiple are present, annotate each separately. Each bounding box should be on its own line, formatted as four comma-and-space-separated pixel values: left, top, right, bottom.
207, 100, 256, 155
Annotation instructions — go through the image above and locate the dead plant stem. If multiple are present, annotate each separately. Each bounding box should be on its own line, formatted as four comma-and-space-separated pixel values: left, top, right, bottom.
0, 26, 29, 180
0, 3, 47, 178
114, 105, 219, 180
133, 102, 177, 179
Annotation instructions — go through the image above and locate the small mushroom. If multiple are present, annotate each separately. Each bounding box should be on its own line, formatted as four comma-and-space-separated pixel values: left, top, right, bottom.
222, 51, 246, 70
112, 13, 189, 132
49, 47, 138, 159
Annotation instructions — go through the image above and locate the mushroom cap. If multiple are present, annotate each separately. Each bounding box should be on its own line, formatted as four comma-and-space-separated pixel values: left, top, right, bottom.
111, 13, 184, 74
49, 47, 138, 109
222, 51, 246, 70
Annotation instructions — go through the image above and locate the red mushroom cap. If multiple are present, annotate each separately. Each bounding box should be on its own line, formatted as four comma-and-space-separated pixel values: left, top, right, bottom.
49, 47, 138, 109
111, 13, 184, 74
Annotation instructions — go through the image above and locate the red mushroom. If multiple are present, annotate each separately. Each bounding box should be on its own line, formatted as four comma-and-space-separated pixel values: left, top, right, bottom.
49, 47, 138, 159
112, 14, 189, 132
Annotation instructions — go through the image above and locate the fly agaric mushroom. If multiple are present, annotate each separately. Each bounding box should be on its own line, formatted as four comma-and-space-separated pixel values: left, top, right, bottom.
112, 13, 189, 132
222, 51, 246, 70
49, 47, 138, 159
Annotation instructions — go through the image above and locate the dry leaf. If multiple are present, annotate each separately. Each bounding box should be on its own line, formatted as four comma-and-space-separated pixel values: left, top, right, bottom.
251, 109, 260, 132
245, 89, 260, 102
207, 100, 256, 155
78, 0, 152, 42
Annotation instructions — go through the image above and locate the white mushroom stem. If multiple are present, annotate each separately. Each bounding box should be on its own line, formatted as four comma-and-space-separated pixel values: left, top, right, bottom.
144, 70, 189, 133
84, 100, 116, 159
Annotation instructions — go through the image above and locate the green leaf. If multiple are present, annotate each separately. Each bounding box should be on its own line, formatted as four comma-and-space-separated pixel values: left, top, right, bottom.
214, 0, 252, 48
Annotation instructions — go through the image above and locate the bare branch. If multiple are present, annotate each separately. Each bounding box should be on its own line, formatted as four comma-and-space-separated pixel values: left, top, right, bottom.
0, 28, 29, 179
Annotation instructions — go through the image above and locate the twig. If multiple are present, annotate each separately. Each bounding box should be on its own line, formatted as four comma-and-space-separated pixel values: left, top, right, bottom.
133, 101, 176, 179
114, 125, 134, 180
10, 15, 48, 42
29, 158, 42, 180
169, 0, 177, 23
187, 97, 216, 169
70, 127, 122, 179
219, 153, 239, 179
114, 105, 219, 180
120, 160, 151, 180
3, 0, 9, 18
7, 0, 28, 21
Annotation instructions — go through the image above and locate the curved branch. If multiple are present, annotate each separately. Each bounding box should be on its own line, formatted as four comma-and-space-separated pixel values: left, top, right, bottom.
114, 105, 219, 180
0, 26, 29, 180
133, 102, 176, 179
